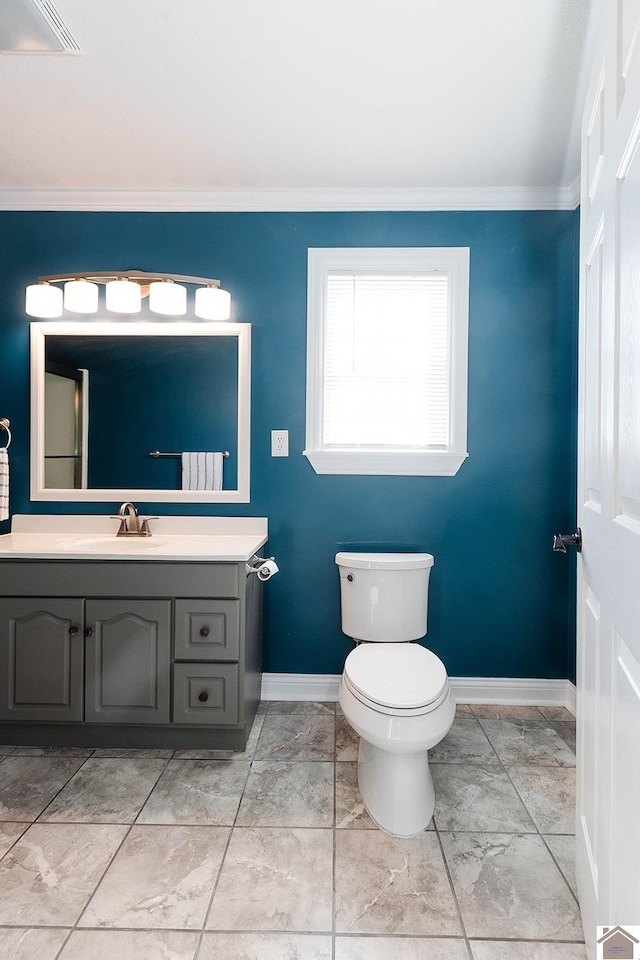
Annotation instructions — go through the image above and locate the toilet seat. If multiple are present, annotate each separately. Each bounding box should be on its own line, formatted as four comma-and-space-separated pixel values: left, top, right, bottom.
343, 643, 449, 717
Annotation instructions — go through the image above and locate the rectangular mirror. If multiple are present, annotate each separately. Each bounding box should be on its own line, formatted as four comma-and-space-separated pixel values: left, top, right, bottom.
31, 321, 251, 503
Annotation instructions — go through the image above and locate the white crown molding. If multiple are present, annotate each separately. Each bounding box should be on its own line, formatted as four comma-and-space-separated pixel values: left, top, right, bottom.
0, 185, 580, 212
261, 673, 577, 714
565, 175, 581, 209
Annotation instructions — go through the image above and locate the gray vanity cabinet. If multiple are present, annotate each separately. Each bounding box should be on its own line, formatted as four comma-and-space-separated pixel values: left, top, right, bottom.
0, 598, 84, 722
84, 600, 171, 725
0, 559, 263, 750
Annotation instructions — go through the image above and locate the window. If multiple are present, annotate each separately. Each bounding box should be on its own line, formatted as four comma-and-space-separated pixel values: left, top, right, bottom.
304, 247, 470, 475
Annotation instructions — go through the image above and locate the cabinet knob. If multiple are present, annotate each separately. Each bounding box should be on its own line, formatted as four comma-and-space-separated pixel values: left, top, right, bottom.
199, 626, 210, 638
84, 626, 93, 638
198, 690, 209, 703
69, 625, 79, 637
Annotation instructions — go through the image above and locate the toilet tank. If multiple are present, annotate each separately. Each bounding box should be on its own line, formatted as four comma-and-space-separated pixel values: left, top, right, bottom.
335, 552, 434, 642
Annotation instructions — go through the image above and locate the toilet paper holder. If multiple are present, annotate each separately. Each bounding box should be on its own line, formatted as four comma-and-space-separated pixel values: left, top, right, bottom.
246, 555, 279, 581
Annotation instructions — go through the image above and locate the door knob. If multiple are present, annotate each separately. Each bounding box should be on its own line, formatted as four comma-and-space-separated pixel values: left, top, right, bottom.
552, 529, 582, 553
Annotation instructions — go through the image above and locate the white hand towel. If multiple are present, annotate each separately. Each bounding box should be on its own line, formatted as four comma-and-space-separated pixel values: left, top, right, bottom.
181, 452, 224, 491
211, 452, 223, 491
0, 448, 8, 522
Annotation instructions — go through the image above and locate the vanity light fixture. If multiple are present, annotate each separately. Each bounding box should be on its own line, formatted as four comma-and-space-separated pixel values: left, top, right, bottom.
64, 279, 99, 314
195, 284, 232, 321
25, 271, 232, 320
149, 279, 187, 316
105, 278, 142, 314
25, 282, 63, 318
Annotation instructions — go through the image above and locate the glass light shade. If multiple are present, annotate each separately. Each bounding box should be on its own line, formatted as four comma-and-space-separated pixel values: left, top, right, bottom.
106, 279, 141, 313
25, 283, 63, 318
64, 279, 99, 314
194, 285, 231, 320
149, 280, 187, 316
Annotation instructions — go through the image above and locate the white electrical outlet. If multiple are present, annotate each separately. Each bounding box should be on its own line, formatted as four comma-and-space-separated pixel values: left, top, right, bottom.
271, 430, 289, 457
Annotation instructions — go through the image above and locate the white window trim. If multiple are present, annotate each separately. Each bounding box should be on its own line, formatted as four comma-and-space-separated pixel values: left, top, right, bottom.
304, 246, 470, 476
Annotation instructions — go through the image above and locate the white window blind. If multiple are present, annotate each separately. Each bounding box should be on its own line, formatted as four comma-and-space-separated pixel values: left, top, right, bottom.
324, 272, 449, 448
305, 247, 469, 477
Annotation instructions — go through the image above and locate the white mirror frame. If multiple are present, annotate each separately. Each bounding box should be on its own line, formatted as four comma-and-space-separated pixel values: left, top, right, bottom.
30, 321, 251, 503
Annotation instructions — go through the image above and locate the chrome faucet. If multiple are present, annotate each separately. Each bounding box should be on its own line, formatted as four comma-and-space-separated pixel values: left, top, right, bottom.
111, 502, 157, 537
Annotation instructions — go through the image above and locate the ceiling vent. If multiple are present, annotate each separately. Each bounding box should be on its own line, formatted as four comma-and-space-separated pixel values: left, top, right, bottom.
0, 0, 81, 54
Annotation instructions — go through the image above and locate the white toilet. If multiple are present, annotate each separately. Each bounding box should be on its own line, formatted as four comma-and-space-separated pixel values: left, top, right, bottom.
336, 551, 454, 838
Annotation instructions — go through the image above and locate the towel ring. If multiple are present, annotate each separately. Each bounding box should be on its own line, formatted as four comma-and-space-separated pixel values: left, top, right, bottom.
0, 418, 10, 451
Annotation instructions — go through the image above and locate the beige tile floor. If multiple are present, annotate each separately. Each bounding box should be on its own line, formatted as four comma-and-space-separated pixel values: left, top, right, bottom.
0, 702, 585, 959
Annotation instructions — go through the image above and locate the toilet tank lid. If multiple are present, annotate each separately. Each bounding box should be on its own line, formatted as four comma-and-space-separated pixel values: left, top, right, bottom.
335, 552, 434, 570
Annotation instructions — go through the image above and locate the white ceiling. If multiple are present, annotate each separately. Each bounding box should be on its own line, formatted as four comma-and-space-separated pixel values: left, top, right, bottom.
0, 0, 597, 209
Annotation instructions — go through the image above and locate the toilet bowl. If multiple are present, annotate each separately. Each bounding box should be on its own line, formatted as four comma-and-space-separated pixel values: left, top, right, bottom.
336, 551, 454, 837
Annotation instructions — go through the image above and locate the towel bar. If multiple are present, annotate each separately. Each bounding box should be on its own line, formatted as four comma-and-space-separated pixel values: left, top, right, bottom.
0, 418, 11, 450
149, 450, 229, 459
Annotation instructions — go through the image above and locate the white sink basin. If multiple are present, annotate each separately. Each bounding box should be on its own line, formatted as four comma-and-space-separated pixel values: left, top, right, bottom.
55, 536, 169, 550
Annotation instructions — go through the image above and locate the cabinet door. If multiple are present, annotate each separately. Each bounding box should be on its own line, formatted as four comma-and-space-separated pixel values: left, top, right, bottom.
84, 599, 171, 724
0, 598, 84, 721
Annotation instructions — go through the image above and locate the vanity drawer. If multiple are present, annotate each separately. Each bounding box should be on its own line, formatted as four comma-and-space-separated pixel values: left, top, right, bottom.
173, 663, 239, 725
174, 600, 240, 661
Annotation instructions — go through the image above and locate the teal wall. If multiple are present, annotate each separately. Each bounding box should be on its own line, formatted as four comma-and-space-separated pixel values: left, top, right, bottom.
0, 210, 579, 680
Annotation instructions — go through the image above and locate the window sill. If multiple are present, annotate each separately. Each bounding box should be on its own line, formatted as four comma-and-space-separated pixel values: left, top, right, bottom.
303, 449, 469, 476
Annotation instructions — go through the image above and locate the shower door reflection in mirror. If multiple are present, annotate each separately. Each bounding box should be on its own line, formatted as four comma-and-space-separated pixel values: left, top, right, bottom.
44, 360, 88, 489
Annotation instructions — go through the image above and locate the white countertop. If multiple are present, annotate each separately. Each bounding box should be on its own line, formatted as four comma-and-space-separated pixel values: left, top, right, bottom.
0, 515, 268, 562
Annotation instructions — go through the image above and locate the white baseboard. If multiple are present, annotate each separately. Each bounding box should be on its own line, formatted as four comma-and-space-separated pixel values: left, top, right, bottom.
261, 673, 577, 715
261, 673, 342, 702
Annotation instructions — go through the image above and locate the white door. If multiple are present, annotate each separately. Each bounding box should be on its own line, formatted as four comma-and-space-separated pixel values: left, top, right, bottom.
577, 0, 640, 951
